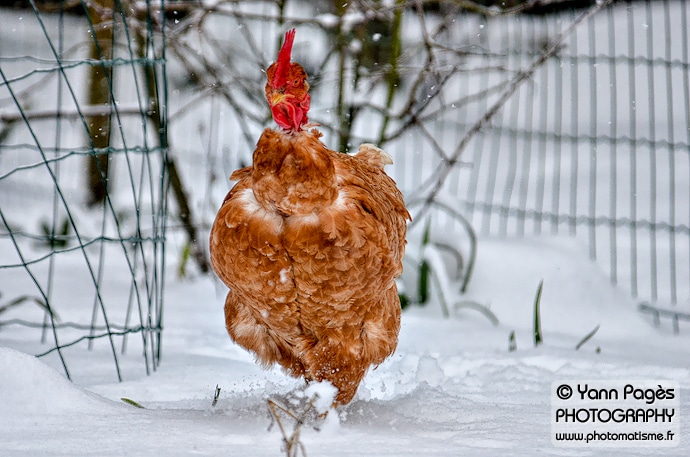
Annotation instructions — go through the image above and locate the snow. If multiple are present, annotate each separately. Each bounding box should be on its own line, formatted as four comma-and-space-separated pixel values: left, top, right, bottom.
0, 347, 107, 415
315, 13, 340, 29
279, 268, 290, 284
304, 381, 338, 415
1, 236, 689, 456
1, 1, 689, 455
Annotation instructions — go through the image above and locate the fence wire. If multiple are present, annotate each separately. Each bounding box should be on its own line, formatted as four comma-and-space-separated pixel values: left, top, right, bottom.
424, 0, 690, 314
388, 1, 689, 329
1, 0, 687, 384
0, 1, 168, 380
158, 0, 688, 330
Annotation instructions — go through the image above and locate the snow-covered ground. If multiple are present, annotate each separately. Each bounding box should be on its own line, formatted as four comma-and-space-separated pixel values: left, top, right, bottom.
1, 1, 689, 455
1, 236, 688, 456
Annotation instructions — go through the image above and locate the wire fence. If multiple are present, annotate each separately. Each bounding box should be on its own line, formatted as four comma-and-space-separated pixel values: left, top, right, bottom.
160, 0, 688, 328
0, 1, 168, 380
1, 0, 687, 381
415, 0, 690, 325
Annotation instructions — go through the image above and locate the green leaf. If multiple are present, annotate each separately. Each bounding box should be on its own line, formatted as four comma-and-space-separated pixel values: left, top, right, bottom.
120, 397, 145, 409
575, 324, 600, 350
418, 217, 432, 305
509, 330, 517, 352
418, 260, 430, 305
177, 242, 191, 278
533, 279, 544, 347
398, 293, 410, 310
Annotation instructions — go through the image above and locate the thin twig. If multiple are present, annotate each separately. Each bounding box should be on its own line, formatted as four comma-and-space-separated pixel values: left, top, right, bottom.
212, 385, 222, 407
267, 395, 317, 457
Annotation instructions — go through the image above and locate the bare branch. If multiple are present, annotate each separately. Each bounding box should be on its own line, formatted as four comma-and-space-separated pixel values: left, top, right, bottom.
408, 0, 613, 228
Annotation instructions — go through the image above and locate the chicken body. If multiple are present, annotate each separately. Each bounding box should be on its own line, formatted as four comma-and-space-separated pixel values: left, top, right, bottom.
210, 128, 409, 405
209, 29, 409, 406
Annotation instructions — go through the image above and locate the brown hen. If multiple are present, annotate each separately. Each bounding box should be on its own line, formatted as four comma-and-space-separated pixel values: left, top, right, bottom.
209, 29, 410, 406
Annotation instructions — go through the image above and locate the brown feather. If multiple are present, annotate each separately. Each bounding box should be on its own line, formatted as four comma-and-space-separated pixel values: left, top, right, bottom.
209, 127, 410, 405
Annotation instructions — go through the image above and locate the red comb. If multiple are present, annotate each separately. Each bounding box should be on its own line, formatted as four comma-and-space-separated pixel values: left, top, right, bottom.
272, 28, 296, 89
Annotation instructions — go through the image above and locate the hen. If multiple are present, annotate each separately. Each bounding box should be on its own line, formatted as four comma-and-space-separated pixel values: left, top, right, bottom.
209, 29, 410, 406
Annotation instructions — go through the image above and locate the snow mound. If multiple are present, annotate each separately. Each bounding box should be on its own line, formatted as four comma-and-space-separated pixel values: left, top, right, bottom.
304, 380, 338, 414
0, 347, 115, 415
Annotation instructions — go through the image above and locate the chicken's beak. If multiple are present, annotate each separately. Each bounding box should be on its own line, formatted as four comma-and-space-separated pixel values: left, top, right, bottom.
268, 91, 294, 107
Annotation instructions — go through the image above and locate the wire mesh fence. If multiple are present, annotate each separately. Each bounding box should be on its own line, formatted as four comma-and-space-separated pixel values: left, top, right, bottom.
157, 0, 688, 328
1, 0, 687, 381
413, 0, 690, 323
0, 1, 168, 380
